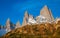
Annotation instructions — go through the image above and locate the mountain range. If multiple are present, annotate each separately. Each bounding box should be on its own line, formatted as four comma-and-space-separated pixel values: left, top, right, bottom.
0, 5, 60, 37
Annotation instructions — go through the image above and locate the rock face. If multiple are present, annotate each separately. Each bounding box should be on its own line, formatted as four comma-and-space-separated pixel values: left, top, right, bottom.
36, 15, 48, 23
28, 14, 37, 24
15, 21, 21, 29
22, 11, 29, 26
40, 5, 54, 22
6, 18, 11, 32
22, 5, 54, 26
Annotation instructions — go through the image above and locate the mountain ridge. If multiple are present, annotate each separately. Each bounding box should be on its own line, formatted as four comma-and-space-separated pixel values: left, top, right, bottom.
0, 5, 60, 37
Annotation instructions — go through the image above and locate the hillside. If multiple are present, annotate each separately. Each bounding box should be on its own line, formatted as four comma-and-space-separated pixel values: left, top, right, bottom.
1, 21, 60, 38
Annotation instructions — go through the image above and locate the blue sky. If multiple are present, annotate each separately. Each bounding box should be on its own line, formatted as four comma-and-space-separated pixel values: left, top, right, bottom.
0, 0, 60, 25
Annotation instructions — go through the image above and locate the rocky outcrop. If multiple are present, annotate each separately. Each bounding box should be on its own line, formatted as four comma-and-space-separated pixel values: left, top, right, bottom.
40, 5, 54, 22
15, 20, 21, 29
22, 11, 29, 26
6, 18, 11, 32
28, 14, 37, 24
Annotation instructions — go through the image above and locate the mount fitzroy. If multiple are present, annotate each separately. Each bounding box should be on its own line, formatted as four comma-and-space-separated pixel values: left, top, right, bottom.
1, 5, 60, 38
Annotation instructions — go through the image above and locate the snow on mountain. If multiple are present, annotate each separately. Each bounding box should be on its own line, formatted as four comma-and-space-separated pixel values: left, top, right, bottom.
28, 18, 37, 24
28, 15, 37, 24
36, 15, 48, 23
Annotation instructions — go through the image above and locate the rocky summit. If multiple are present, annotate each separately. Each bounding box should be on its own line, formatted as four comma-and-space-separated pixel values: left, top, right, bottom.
40, 5, 54, 22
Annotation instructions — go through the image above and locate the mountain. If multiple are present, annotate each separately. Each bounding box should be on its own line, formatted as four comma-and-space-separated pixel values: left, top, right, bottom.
6, 18, 15, 32
40, 5, 54, 22
0, 5, 60, 38
0, 18, 16, 36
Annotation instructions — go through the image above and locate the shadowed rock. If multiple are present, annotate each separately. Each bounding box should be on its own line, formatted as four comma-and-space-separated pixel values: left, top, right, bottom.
15, 20, 21, 29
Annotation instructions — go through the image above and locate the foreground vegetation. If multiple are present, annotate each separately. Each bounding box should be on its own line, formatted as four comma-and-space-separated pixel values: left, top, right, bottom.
1, 21, 60, 38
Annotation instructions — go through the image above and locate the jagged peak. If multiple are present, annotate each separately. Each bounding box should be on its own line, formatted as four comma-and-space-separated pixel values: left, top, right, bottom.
6, 18, 10, 23
6, 18, 11, 32
24, 11, 29, 16
22, 11, 29, 26
15, 20, 21, 29
16, 20, 21, 26
40, 5, 49, 16
40, 5, 49, 12
40, 5, 54, 22
6, 18, 10, 25
44, 5, 48, 9
49, 9, 54, 20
